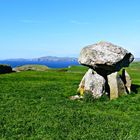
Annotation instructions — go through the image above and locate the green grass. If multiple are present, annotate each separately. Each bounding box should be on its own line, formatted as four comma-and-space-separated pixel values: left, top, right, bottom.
0, 63, 140, 139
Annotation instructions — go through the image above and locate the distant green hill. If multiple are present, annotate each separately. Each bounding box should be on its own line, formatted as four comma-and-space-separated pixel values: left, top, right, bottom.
14, 64, 49, 72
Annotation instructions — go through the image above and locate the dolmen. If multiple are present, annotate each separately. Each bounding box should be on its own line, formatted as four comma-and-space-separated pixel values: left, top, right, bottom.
71, 41, 134, 100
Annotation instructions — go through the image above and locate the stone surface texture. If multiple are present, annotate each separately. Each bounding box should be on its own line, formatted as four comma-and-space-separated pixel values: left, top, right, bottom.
121, 69, 132, 93
78, 41, 134, 74
108, 72, 126, 100
78, 69, 105, 98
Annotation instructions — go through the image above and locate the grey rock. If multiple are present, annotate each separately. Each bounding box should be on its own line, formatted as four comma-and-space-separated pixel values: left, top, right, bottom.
78, 69, 105, 98
121, 69, 132, 93
108, 72, 127, 100
78, 41, 134, 74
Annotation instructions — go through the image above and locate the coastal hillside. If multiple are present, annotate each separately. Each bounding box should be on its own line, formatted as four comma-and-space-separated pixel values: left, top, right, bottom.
0, 56, 79, 68
1, 56, 78, 62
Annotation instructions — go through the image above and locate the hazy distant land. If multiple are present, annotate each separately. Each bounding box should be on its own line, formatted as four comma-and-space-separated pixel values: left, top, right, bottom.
0, 56, 79, 68
0, 56, 139, 68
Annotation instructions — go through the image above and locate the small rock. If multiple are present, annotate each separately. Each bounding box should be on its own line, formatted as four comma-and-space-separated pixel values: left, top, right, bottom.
69, 95, 82, 100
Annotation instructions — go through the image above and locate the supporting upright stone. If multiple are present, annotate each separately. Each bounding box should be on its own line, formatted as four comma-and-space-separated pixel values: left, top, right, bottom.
77, 69, 105, 98
121, 69, 132, 93
108, 72, 126, 100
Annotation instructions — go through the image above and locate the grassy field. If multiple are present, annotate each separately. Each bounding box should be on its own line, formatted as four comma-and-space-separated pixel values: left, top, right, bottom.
0, 63, 140, 140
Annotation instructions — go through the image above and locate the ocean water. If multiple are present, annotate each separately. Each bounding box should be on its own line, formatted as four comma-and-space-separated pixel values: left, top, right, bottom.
0, 60, 80, 68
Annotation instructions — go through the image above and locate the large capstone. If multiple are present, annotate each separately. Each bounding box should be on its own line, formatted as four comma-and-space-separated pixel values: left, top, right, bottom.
78, 41, 134, 75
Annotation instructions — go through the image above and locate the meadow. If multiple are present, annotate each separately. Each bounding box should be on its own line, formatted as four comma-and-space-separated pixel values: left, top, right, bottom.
0, 62, 140, 140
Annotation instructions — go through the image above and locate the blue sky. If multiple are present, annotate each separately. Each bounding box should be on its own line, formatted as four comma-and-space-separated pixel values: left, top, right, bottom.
0, 0, 140, 59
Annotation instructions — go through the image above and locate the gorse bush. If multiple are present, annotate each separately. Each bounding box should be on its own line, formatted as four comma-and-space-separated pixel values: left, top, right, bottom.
0, 64, 12, 74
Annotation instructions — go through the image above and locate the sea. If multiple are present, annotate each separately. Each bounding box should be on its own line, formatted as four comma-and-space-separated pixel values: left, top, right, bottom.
0, 60, 80, 68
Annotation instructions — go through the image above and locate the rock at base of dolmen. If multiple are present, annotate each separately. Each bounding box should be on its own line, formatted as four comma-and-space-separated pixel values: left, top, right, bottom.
77, 69, 105, 98
78, 41, 134, 75
107, 72, 127, 100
